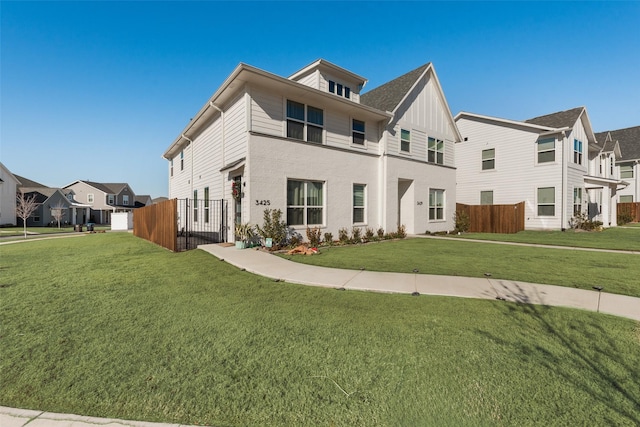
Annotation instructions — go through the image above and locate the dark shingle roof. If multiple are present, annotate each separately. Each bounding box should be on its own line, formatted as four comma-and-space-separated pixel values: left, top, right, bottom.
596, 126, 640, 161
525, 107, 585, 129
14, 175, 49, 189
20, 188, 56, 204
81, 181, 125, 194
360, 63, 430, 112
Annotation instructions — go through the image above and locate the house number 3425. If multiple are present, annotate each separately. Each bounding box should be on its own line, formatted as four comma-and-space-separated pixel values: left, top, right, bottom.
255, 200, 271, 206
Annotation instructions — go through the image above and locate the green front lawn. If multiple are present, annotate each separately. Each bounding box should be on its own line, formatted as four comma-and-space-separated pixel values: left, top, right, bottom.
285, 237, 640, 298
449, 227, 640, 251
0, 225, 109, 238
1, 234, 639, 426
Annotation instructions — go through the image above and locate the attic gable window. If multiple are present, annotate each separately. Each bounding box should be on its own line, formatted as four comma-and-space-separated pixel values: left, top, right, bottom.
286, 100, 323, 144
573, 139, 583, 164
328, 80, 351, 99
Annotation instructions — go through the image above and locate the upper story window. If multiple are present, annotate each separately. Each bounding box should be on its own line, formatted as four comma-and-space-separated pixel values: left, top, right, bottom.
482, 148, 495, 170
328, 80, 351, 99
286, 100, 323, 144
400, 129, 411, 152
610, 157, 615, 176
573, 139, 583, 164
180, 151, 184, 171
67, 193, 73, 201
428, 137, 444, 164
537, 137, 555, 163
123, 195, 129, 206
108, 195, 115, 205
620, 163, 634, 179
170, 159, 174, 177
287, 179, 324, 226
87, 193, 94, 203
352, 119, 365, 145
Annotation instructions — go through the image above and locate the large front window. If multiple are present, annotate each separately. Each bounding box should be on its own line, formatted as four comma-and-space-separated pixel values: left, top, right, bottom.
573, 139, 583, 164
287, 180, 324, 226
353, 184, 365, 223
537, 137, 555, 163
429, 189, 444, 220
428, 137, 444, 164
287, 100, 323, 143
537, 187, 555, 216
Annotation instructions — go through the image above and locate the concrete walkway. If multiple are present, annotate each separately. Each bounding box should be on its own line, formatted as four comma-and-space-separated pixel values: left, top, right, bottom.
199, 243, 640, 322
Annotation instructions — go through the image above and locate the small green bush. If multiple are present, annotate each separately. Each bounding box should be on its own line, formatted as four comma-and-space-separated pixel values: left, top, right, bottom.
323, 232, 333, 246
364, 227, 375, 242
454, 210, 470, 233
256, 209, 288, 247
617, 211, 633, 226
306, 226, 322, 247
351, 227, 362, 243
338, 228, 350, 244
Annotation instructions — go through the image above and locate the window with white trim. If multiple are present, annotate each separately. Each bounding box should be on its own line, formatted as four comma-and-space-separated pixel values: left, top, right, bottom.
193, 190, 198, 222
537, 137, 555, 163
428, 137, 444, 164
123, 195, 129, 206
204, 187, 210, 223
352, 119, 365, 145
353, 184, 366, 223
180, 151, 184, 171
573, 139, 583, 164
480, 190, 493, 205
573, 187, 582, 215
537, 187, 555, 216
429, 189, 444, 220
170, 159, 174, 177
108, 195, 115, 205
482, 148, 495, 170
287, 180, 324, 226
400, 129, 411, 152
620, 195, 633, 203
287, 100, 323, 143
87, 193, 94, 203
620, 163, 634, 179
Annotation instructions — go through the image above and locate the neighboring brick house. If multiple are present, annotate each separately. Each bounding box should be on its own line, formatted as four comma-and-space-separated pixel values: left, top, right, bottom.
163, 59, 461, 242
64, 180, 136, 224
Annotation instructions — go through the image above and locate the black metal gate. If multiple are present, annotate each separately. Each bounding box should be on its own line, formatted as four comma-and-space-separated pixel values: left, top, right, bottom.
177, 198, 227, 251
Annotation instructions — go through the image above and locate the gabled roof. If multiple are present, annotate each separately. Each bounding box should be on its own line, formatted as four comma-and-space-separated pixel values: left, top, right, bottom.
360, 64, 430, 112
66, 180, 130, 194
14, 174, 48, 188
595, 126, 640, 161
288, 59, 367, 87
525, 107, 585, 129
1, 163, 21, 185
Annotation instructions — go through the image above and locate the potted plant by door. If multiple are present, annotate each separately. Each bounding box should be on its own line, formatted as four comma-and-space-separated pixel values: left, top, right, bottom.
235, 223, 254, 249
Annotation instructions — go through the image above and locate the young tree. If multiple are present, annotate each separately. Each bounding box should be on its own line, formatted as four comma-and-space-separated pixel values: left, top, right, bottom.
16, 192, 39, 239
50, 201, 67, 229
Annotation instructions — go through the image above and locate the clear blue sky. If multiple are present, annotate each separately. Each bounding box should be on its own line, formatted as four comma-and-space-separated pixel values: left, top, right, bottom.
2, 1, 639, 198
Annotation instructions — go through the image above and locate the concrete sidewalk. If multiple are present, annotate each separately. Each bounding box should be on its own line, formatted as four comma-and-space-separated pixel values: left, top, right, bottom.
199, 243, 640, 322
0, 406, 208, 427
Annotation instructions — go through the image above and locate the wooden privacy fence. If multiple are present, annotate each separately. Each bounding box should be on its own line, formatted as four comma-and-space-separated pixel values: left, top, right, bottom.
457, 202, 525, 234
134, 199, 177, 252
617, 202, 640, 223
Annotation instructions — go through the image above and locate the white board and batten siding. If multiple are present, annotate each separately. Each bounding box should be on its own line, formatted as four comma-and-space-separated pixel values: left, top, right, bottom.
456, 117, 564, 230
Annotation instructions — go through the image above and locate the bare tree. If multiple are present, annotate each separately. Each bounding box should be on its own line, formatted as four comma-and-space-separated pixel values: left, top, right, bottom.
16, 192, 39, 239
50, 201, 67, 229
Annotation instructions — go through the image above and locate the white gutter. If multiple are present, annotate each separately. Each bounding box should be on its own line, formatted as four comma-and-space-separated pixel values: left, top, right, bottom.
561, 130, 568, 230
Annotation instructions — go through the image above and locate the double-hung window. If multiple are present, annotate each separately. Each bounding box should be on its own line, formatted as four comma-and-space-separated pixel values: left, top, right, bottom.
573, 187, 582, 215
353, 184, 365, 223
352, 119, 365, 145
193, 190, 198, 222
108, 195, 115, 205
620, 163, 634, 179
429, 189, 444, 220
400, 129, 411, 152
573, 139, 583, 164
180, 151, 184, 171
170, 159, 174, 177
204, 187, 210, 223
123, 195, 129, 206
482, 148, 495, 170
428, 137, 444, 164
537, 187, 555, 216
537, 137, 555, 163
87, 193, 94, 203
287, 100, 324, 144
287, 180, 324, 226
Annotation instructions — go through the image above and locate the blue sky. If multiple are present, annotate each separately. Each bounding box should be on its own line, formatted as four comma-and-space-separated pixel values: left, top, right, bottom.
2, 1, 639, 198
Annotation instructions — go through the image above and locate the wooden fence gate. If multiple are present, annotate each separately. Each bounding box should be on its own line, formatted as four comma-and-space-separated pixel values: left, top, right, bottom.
457, 201, 525, 234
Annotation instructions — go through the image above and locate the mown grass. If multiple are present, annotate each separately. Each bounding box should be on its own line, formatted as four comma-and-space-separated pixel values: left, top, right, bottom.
0, 226, 110, 239
1, 233, 639, 426
287, 238, 640, 298
449, 227, 640, 251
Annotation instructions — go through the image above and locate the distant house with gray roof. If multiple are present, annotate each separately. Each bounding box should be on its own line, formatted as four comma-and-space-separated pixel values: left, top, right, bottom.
455, 107, 625, 229
1, 163, 21, 226
595, 126, 640, 203
63, 180, 137, 224
163, 59, 461, 240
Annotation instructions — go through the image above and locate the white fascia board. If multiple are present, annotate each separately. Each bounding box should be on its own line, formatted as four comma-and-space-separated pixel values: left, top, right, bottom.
289, 59, 368, 87
455, 111, 558, 133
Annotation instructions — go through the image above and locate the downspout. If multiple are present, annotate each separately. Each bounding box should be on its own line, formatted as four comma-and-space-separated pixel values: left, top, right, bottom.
182, 134, 193, 197
561, 131, 568, 230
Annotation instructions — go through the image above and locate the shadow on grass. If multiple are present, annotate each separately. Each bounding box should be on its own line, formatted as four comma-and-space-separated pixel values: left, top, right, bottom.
478, 282, 640, 424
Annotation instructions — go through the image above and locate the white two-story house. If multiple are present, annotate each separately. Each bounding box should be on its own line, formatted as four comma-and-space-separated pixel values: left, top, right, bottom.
595, 126, 640, 203
163, 59, 461, 241
455, 107, 624, 230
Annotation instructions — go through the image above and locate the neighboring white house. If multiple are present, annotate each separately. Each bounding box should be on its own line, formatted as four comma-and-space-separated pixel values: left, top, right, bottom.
0, 162, 21, 226
595, 126, 640, 203
163, 59, 461, 241
455, 107, 625, 230
64, 181, 136, 224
